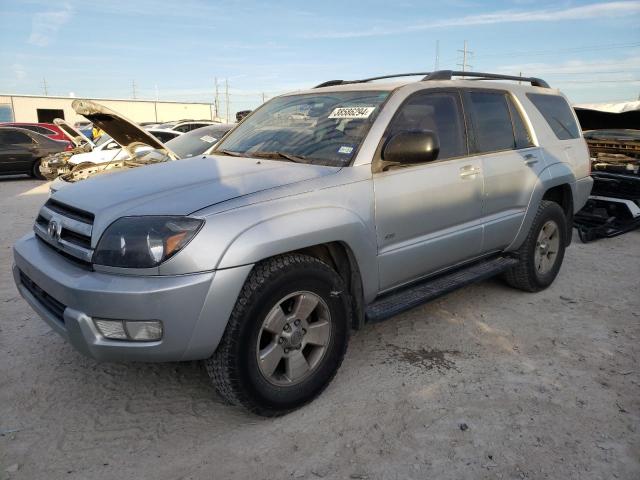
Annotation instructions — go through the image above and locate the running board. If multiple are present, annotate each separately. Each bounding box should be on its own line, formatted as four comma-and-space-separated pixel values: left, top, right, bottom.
365, 256, 519, 323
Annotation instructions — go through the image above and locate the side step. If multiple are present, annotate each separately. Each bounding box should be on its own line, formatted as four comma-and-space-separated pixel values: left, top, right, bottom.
365, 256, 519, 323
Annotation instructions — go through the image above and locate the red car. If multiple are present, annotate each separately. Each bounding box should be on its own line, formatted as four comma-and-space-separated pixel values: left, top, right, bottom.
0, 122, 72, 149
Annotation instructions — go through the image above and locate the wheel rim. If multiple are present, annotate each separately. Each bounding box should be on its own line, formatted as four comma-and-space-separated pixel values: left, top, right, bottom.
256, 291, 332, 386
534, 220, 560, 275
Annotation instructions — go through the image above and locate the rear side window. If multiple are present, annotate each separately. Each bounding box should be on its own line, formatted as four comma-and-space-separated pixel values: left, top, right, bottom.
526, 93, 580, 140
22, 125, 55, 135
467, 91, 515, 153
0, 130, 32, 144
506, 96, 534, 149
387, 91, 467, 160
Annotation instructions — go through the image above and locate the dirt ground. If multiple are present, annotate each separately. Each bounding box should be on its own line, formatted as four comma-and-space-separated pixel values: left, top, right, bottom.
1, 177, 638, 480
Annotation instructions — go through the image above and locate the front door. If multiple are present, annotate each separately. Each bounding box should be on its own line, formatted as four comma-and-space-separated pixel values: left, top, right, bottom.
373, 90, 484, 292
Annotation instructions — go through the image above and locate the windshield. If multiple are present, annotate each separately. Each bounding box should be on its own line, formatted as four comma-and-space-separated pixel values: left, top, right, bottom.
166, 125, 232, 158
95, 134, 113, 147
215, 91, 389, 166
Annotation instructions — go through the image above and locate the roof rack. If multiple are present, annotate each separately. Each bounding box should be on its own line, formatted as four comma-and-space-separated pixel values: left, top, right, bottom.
422, 70, 549, 88
313, 70, 549, 89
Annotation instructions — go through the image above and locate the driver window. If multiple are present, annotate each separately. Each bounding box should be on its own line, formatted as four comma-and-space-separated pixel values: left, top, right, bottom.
388, 92, 467, 160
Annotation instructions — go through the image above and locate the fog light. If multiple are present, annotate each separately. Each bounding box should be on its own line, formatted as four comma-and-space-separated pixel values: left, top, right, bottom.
124, 321, 163, 341
94, 319, 127, 340
93, 319, 163, 341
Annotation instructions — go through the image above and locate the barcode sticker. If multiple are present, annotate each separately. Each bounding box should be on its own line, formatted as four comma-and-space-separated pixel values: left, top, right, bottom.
328, 106, 376, 119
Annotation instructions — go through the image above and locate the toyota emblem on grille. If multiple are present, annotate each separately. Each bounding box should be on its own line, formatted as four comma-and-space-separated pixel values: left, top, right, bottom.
47, 219, 61, 241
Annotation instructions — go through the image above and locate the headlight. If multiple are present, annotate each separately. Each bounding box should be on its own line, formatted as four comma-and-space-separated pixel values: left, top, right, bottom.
93, 216, 204, 268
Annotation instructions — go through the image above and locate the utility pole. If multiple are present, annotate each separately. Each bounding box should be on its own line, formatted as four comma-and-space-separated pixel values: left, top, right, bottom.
41, 77, 49, 96
131, 80, 138, 99
262, 92, 266, 103
225, 78, 229, 123
214, 77, 219, 119
457, 40, 473, 72
434, 40, 440, 70
155, 84, 159, 101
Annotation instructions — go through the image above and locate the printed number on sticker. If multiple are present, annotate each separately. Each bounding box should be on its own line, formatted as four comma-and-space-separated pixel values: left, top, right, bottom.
328, 106, 376, 119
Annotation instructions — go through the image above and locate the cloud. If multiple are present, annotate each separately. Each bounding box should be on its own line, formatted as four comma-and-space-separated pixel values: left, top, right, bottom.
11, 64, 27, 81
303, 1, 640, 39
28, 2, 73, 47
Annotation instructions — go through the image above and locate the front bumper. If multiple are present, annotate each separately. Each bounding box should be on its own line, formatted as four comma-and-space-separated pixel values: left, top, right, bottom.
13, 233, 252, 362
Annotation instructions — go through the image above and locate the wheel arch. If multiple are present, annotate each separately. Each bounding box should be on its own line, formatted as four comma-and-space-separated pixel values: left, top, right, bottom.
506, 163, 577, 251
216, 207, 378, 329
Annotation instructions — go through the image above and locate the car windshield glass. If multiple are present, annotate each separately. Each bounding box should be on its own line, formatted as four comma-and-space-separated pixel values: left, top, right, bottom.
95, 134, 112, 146
214, 91, 389, 166
166, 126, 231, 158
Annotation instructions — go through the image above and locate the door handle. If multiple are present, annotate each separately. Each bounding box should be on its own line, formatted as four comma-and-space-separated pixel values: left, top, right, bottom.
459, 165, 481, 178
523, 153, 539, 165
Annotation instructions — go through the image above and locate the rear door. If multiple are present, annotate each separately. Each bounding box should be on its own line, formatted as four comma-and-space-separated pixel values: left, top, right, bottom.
0, 130, 35, 173
373, 90, 484, 291
463, 89, 544, 252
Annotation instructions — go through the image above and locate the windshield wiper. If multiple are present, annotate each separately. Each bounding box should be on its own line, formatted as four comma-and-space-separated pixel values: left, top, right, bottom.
250, 151, 308, 163
215, 149, 244, 157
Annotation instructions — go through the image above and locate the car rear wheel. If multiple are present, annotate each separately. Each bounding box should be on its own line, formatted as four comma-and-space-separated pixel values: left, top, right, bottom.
30, 158, 45, 180
205, 253, 351, 416
504, 200, 567, 292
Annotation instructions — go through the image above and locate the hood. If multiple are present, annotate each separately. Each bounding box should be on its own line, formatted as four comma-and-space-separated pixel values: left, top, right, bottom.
54, 118, 94, 148
72, 99, 178, 160
51, 155, 340, 233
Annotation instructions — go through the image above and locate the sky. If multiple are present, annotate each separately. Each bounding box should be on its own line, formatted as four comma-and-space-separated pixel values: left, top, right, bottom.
0, 0, 639, 115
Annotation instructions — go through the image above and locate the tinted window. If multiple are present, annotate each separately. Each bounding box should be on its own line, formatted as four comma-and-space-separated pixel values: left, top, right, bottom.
506, 96, 534, 149
467, 92, 515, 153
167, 126, 232, 158
21, 125, 54, 135
0, 130, 32, 144
527, 93, 580, 140
388, 92, 466, 160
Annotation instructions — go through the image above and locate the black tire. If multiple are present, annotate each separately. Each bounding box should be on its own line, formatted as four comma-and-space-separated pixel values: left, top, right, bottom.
504, 200, 567, 292
31, 158, 45, 180
205, 253, 351, 416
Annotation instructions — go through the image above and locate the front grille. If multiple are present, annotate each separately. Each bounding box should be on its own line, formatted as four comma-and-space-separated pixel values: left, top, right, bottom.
45, 199, 94, 224
19, 271, 66, 323
34, 200, 95, 264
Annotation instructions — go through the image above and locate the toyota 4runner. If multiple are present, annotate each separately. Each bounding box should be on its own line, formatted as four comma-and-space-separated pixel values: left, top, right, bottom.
13, 71, 593, 416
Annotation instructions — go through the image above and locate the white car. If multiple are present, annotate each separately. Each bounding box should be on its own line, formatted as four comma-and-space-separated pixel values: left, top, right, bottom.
155, 120, 219, 133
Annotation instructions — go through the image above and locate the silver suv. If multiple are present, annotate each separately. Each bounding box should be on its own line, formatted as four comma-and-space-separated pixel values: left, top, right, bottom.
13, 71, 593, 416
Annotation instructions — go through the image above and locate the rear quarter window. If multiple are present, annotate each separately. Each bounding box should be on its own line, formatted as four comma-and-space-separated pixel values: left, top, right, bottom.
526, 93, 580, 140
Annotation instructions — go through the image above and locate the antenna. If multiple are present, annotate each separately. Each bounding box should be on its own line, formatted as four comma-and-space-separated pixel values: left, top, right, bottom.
42, 77, 49, 96
131, 80, 138, 99
434, 40, 440, 70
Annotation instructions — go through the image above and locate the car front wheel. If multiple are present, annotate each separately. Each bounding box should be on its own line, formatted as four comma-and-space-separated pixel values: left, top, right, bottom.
205, 253, 351, 416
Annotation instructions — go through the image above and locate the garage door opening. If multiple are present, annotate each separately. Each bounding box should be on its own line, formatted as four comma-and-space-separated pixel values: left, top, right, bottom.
37, 109, 65, 123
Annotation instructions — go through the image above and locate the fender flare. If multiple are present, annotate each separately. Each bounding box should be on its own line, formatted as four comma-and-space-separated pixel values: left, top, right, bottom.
217, 206, 379, 302
506, 162, 577, 251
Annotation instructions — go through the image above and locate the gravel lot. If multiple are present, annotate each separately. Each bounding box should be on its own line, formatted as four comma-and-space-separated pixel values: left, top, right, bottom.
1, 178, 639, 480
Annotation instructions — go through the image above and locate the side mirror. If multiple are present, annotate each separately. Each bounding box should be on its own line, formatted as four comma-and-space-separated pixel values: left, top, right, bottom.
382, 130, 440, 164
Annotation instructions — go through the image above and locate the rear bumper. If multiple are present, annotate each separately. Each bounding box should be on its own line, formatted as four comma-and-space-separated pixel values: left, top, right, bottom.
13, 233, 252, 362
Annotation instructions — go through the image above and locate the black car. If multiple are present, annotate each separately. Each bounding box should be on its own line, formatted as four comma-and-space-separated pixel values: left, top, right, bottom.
0, 127, 68, 179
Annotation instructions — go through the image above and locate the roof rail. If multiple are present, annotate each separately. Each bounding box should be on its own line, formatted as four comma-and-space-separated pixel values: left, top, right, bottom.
313, 70, 550, 89
423, 70, 550, 88
313, 72, 431, 89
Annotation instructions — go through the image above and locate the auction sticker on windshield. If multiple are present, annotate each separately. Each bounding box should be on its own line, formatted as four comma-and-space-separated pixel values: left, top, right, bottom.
328, 106, 376, 119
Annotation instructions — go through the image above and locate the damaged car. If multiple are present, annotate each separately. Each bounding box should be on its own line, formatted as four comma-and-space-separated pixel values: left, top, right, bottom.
49, 100, 235, 192
573, 102, 640, 241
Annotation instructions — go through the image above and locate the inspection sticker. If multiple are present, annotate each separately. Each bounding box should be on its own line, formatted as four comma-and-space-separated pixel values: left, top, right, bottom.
338, 145, 354, 155
328, 106, 376, 119
200, 135, 217, 143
